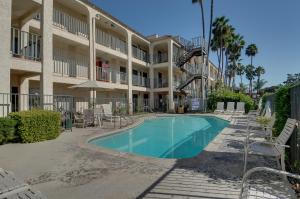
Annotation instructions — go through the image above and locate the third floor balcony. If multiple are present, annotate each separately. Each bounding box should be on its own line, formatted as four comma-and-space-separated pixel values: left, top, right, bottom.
96, 67, 128, 85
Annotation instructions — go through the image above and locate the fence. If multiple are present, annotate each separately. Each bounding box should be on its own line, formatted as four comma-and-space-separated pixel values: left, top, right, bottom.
263, 85, 300, 165
0, 93, 128, 118
290, 85, 300, 164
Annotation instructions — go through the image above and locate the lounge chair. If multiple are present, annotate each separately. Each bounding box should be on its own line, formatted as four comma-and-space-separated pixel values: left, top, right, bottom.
225, 102, 235, 114
73, 113, 85, 128
244, 118, 298, 174
83, 109, 95, 126
101, 104, 120, 123
214, 102, 224, 114
235, 102, 245, 115
239, 167, 300, 199
0, 168, 46, 198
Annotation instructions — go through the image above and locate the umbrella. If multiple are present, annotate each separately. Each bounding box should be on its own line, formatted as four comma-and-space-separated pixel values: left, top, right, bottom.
69, 80, 102, 108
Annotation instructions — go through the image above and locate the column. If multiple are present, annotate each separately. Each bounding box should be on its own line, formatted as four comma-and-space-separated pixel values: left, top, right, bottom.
40, 0, 53, 109
19, 77, 29, 111
127, 31, 133, 115
149, 45, 154, 109
168, 40, 174, 112
89, 12, 96, 103
0, 0, 12, 116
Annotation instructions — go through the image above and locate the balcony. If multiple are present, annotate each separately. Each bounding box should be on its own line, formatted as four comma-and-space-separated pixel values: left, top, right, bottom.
96, 67, 128, 85
53, 49, 89, 78
154, 78, 168, 88
53, 8, 89, 39
132, 74, 150, 87
10, 27, 41, 61
153, 53, 168, 64
95, 28, 127, 54
132, 46, 149, 63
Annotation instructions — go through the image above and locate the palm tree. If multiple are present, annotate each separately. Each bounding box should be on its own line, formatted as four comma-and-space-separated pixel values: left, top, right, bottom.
236, 63, 245, 85
245, 64, 256, 97
211, 16, 232, 79
205, 0, 214, 73
245, 44, 258, 66
192, 0, 205, 41
253, 79, 267, 96
255, 66, 265, 96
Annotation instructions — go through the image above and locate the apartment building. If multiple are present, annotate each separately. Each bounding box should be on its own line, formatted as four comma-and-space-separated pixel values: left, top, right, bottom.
0, 0, 219, 115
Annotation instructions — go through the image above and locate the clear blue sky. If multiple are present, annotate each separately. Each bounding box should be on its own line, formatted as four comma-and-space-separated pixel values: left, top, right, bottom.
91, 0, 300, 86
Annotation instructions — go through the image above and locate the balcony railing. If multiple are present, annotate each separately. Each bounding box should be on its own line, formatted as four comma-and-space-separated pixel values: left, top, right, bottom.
10, 28, 41, 61
132, 74, 150, 87
154, 78, 168, 88
95, 28, 127, 54
96, 67, 128, 85
132, 46, 149, 63
53, 9, 89, 39
53, 49, 89, 78
153, 53, 168, 64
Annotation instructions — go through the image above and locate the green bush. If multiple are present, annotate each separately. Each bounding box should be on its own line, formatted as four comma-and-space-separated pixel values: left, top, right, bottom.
0, 118, 17, 145
10, 110, 61, 143
207, 88, 254, 113
273, 86, 291, 136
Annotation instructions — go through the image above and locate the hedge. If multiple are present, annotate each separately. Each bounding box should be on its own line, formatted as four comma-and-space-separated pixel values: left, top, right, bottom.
10, 110, 61, 143
273, 85, 291, 136
0, 118, 17, 145
208, 88, 254, 113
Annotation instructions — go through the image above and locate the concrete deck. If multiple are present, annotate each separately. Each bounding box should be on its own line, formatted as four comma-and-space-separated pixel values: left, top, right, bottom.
0, 114, 277, 199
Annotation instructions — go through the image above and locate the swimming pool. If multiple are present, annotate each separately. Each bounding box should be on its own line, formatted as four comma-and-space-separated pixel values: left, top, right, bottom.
89, 116, 229, 159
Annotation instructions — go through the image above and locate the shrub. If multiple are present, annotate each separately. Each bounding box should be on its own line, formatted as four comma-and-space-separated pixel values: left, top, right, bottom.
10, 110, 61, 143
0, 118, 17, 145
273, 85, 291, 136
207, 88, 254, 113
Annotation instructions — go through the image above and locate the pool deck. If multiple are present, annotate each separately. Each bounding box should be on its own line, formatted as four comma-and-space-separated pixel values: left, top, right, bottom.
0, 114, 276, 199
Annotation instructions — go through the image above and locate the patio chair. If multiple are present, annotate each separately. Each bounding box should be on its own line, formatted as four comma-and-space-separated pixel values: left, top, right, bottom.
214, 102, 224, 114
94, 108, 103, 127
101, 104, 120, 124
236, 102, 245, 115
225, 102, 235, 114
74, 113, 85, 128
83, 109, 95, 126
0, 168, 46, 198
244, 118, 298, 174
239, 167, 300, 199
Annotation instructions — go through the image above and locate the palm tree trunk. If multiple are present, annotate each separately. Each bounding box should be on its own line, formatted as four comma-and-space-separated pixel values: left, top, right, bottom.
199, 1, 205, 40
251, 56, 253, 66
257, 75, 260, 98
206, 0, 214, 71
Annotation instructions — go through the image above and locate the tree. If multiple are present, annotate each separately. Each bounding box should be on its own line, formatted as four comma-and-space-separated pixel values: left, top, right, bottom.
206, 0, 214, 70
283, 73, 300, 85
253, 79, 267, 96
236, 62, 245, 85
255, 66, 265, 96
245, 64, 256, 97
192, 0, 205, 41
245, 44, 258, 66
211, 16, 232, 80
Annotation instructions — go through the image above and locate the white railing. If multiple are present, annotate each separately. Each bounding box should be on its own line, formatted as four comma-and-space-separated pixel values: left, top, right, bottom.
153, 53, 168, 64
53, 8, 89, 39
132, 46, 149, 62
10, 27, 41, 61
154, 78, 168, 88
132, 74, 150, 87
53, 48, 89, 78
96, 67, 128, 85
95, 28, 127, 54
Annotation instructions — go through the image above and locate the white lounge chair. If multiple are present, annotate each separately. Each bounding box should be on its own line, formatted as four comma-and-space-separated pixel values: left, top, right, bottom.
236, 102, 245, 115
244, 118, 298, 174
101, 103, 120, 124
214, 102, 224, 114
240, 167, 300, 199
225, 102, 235, 114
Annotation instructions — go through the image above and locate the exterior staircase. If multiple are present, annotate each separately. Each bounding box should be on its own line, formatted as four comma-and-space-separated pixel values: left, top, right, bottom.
174, 36, 208, 91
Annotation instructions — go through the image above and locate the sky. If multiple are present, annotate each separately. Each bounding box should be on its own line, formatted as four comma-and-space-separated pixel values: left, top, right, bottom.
91, 0, 300, 86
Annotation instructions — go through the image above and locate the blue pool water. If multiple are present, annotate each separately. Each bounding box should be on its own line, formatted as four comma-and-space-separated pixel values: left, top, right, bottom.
89, 116, 229, 159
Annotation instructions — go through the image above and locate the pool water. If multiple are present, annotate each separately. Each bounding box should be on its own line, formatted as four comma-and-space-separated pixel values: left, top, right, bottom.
89, 116, 229, 159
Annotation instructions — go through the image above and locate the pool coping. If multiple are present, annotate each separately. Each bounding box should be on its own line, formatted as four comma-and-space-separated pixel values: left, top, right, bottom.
79, 113, 234, 167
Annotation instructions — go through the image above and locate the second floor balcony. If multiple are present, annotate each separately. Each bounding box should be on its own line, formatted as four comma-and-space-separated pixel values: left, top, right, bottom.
153, 53, 168, 64
96, 67, 128, 85
154, 78, 168, 88
132, 74, 150, 88
11, 27, 41, 61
